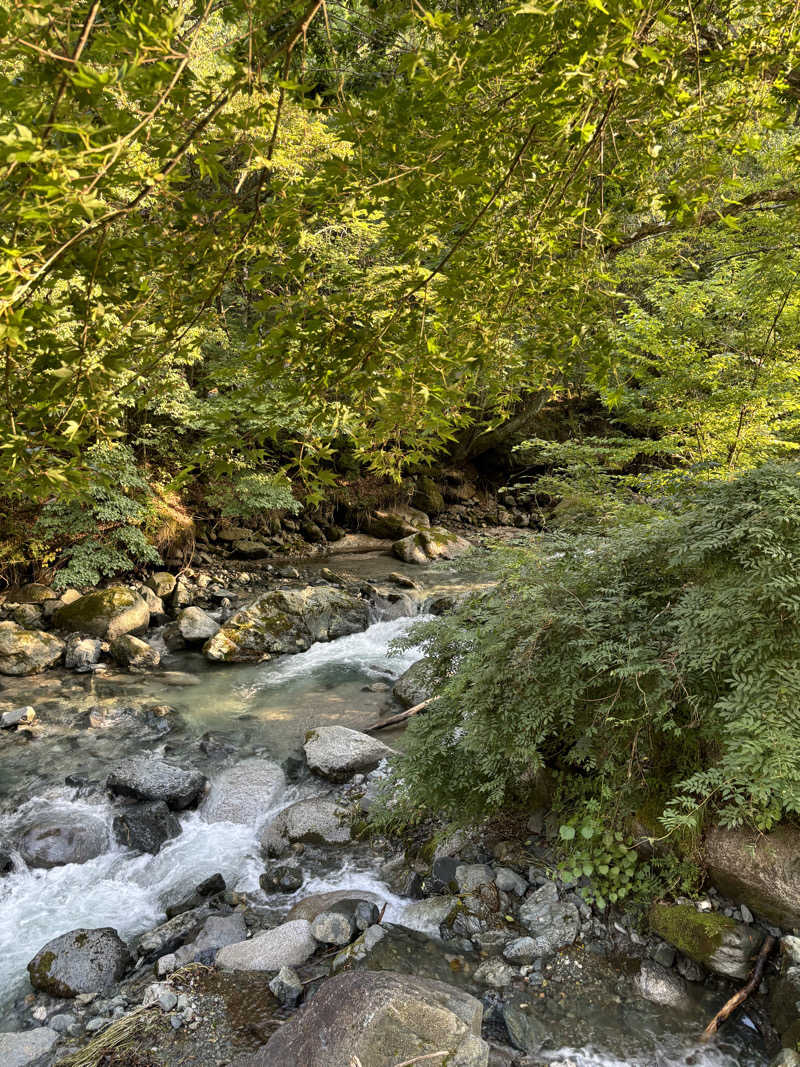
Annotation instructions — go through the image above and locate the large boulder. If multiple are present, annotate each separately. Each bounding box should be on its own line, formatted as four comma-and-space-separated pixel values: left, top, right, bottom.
19, 809, 108, 869
518, 882, 579, 957
392, 527, 471, 566
364, 505, 430, 540
203, 585, 370, 664
54, 587, 149, 641
202, 759, 286, 825
649, 903, 763, 979
0, 1028, 59, 1067
0, 621, 64, 675
27, 927, 131, 997
113, 801, 181, 854
260, 797, 352, 855
393, 657, 435, 708
107, 756, 206, 811
703, 825, 800, 928
239, 969, 488, 1067
216, 919, 317, 972
303, 725, 393, 782
177, 606, 220, 643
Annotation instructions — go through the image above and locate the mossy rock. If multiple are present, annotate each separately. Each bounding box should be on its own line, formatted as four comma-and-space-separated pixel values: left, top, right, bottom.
649, 903, 762, 978
0, 621, 64, 675
53, 586, 149, 641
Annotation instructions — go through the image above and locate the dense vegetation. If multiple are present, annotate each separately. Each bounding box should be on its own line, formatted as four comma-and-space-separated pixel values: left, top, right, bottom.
3, 0, 800, 840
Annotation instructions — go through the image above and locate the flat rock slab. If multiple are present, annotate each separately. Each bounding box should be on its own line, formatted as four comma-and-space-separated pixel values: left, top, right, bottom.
202, 759, 286, 825
216, 920, 317, 972
303, 725, 393, 782
27, 927, 131, 997
107, 755, 206, 810
0, 1027, 59, 1067
237, 969, 489, 1067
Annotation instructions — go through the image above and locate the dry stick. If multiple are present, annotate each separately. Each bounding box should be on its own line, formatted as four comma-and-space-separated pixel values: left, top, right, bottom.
365, 698, 433, 732
700, 935, 776, 1042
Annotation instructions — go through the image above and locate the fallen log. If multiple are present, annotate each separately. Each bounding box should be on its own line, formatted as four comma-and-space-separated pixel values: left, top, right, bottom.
700, 934, 776, 1042
365, 698, 433, 732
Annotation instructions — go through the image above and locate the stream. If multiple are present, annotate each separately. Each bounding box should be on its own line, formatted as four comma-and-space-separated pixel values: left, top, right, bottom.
0, 553, 771, 1065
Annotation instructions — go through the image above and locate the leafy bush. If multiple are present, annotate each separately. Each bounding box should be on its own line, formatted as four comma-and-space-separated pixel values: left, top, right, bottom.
35, 443, 161, 590
389, 461, 800, 836
206, 471, 300, 519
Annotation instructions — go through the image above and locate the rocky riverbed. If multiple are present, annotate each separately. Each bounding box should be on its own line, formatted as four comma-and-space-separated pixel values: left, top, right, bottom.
1, 524, 799, 1067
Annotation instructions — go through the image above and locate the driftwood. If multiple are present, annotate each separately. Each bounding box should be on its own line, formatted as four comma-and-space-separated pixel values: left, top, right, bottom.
365, 698, 433, 732
700, 934, 776, 1042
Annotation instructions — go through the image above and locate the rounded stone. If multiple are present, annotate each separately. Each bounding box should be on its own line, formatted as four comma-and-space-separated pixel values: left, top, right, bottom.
27, 927, 131, 997
20, 810, 108, 869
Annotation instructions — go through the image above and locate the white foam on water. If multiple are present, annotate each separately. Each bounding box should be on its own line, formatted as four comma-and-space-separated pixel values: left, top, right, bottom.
540, 1044, 754, 1066
244, 614, 430, 691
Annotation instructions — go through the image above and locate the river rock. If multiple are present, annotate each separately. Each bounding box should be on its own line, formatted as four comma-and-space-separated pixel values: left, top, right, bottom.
260, 864, 304, 893
0, 1028, 59, 1067
110, 633, 160, 669
518, 882, 579, 957
53, 587, 149, 641
7, 583, 57, 604
401, 896, 462, 932
107, 756, 206, 810
326, 533, 395, 555
364, 505, 430, 540
503, 937, 539, 964
392, 657, 435, 708
27, 927, 131, 997
1, 705, 35, 729
703, 825, 800, 927
239, 969, 488, 1067
303, 725, 393, 782
147, 572, 176, 598
177, 606, 220, 643
649, 903, 762, 979
634, 960, 694, 1010
474, 958, 516, 988
203, 585, 370, 663
64, 634, 103, 672
287, 890, 383, 923
0, 622, 64, 675
19, 809, 108, 869
216, 919, 317, 972
260, 796, 351, 854
310, 910, 356, 946
455, 864, 495, 893
202, 758, 285, 825
269, 966, 303, 1007
112, 801, 181, 854
392, 527, 471, 566
137, 907, 213, 961
190, 913, 248, 958
494, 867, 528, 896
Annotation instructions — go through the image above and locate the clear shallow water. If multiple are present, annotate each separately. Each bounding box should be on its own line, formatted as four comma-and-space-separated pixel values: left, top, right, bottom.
0, 556, 771, 1062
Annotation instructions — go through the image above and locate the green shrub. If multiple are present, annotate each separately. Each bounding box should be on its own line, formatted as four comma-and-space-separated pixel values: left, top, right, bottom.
35, 443, 161, 590
205, 471, 300, 519
388, 461, 800, 836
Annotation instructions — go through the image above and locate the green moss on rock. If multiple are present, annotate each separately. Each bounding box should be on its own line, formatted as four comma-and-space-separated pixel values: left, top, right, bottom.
650, 904, 735, 962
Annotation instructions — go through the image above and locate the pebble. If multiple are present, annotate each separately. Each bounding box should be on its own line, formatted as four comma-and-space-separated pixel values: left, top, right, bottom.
49, 1013, 77, 1033
170, 1015, 183, 1030
740, 904, 754, 924
156, 953, 178, 977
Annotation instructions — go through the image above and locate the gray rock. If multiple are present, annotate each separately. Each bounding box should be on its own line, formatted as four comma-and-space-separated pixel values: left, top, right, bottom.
651, 942, 676, 969
177, 607, 220, 644
27, 927, 131, 997
1, 705, 35, 729
287, 891, 382, 924
455, 864, 495, 894
502, 993, 550, 1056
771, 1052, 800, 1067
518, 882, 579, 957
649, 902, 763, 979
85, 1018, 107, 1033
113, 801, 181, 854
474, 958, 516, 988
64, 635, 103, 672
364, 506, 430, 540
107, 756, 206, 811
192, 913, 247, 956
260, 864, 304, 893
0, 622, 64, 676
110, 634, 160, 670
634, 960, 694, 1011
494, 867, 527, 896
703, 825, 800, 928
260, 797, 351, 854
202, 759, 285, 825
269, 966, 303, 1007
0, 1028, 59, 1067
203, 585, 370, 663
303, 725, 394, 782
401, 896, 461, 932
503, 938, 539, 964
148, 573, 176, 598
54, 587, 149, 641
237, 969, 489, 1067
48, 1013, 77, 1033
392, 657, 434, 708
20, 810, 108, 869
216, 919, 317, 972
675, 955, 706, 982
155, 953, 178, 977
143, 982, 177, 1011
393, 527, 471, 566
137, 907, 213, 960
310, 910, 355, 946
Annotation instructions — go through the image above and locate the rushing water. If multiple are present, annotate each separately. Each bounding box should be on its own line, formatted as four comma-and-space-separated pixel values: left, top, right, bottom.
0, 555, 772, 1062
